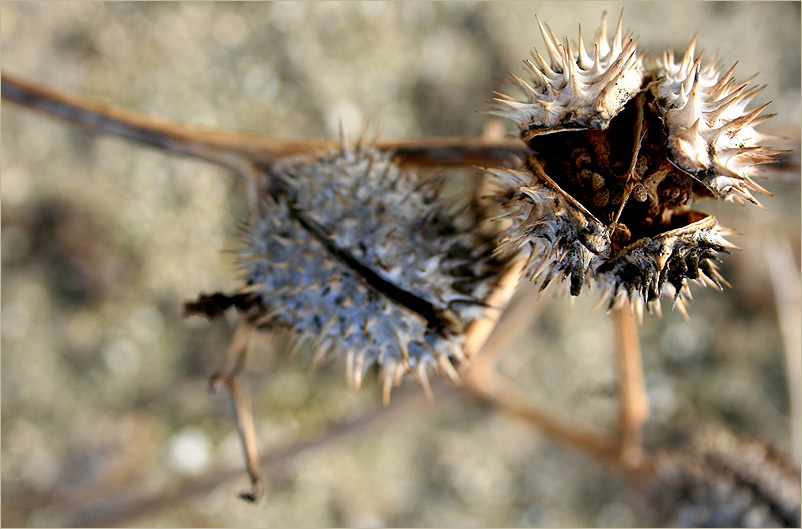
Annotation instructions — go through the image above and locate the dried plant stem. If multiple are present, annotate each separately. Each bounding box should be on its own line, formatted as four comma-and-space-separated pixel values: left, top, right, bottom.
468, 281, 549, 369
210, 320, 264, 502
460, 289, 652, 474
612, 306, 649, 469
1, 73, 528, 172
763, 238, 802, 463
224, 377, 264, 502
463, 258, 526, 359
463, 367, 620, 464
59, 388, 436, 528
461, 260, 622, 467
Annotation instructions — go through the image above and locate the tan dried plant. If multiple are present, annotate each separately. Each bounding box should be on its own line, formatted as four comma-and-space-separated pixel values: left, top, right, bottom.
1, 5, 799, 527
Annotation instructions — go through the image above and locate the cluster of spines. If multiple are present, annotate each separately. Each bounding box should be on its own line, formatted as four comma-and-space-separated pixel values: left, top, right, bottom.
593, 214, 737, 321
489, 164, 736, 319
491, 11, 644, 137
650, 36, 782, 206
488, 163, 609, 298
639, 434, 801, 527
484, 12, 786, 317
237, 142, 502, 402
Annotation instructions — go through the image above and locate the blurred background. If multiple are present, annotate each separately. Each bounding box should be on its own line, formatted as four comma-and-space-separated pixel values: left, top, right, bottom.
2, 2, 799, 527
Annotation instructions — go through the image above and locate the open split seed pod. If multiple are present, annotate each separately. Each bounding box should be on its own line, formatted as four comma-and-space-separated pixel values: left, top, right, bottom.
490, 12, 782, 316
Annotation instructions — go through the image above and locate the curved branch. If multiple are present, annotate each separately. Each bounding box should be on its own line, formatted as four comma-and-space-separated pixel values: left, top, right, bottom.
2, 73, 529, 171
56, 388, 439, 527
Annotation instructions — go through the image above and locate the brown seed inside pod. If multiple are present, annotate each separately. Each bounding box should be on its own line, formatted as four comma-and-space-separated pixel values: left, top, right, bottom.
525, 89, 713, 254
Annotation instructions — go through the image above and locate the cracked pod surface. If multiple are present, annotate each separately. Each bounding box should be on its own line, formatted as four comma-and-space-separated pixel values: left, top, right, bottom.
490, 12, 782, 313
188, 143, 510, 399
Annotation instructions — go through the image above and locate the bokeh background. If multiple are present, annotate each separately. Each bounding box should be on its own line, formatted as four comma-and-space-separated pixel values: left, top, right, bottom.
2, 2, 800, 527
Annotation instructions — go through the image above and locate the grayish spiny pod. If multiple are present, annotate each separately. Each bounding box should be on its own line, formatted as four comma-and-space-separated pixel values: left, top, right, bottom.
188, 142, 508, 401
488, 11, 780, 315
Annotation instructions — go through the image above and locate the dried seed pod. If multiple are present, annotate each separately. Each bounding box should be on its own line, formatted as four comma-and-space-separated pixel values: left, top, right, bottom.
636, 434, 801, 528
488, 159, 611, 298
489, 11, 780, 313
490, 11, 645, 140
649, 38, 782, 205
189, 143, 508, 398
594, 212, 736, 318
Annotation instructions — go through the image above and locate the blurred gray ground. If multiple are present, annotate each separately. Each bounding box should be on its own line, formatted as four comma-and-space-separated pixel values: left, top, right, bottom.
1, 2, 800, 527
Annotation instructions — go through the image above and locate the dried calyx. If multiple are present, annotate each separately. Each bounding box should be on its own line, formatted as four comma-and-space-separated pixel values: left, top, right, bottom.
188, 142, 510, 400
491, 11, 783, 315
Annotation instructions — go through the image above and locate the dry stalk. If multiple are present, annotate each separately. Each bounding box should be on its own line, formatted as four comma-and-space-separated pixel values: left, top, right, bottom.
63, 388, 437, 527
763, 238, 802, 463
1, 73, 528, 173
612, 306, 649, 470
208, 320, 264, 502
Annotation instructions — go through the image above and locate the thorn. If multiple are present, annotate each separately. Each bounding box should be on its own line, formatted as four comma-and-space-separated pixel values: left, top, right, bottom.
675, 298, 691, 322
345, 348, 355, 387
417, 362, 434, 401
576, 23, 593, 69
382, 372, 393, 406
363, 154, 375, 182
288, 337, 304, 359
395, 328, 410, 368
314, 316, 337, 352
352, 351, 365, 390
339, 119, 347, 155
681, 33, 698, 73
510, 72, 537, 99
597, 11, 609, 52
709, 61, 739, 96
370, 121, 384, 147
356, 119, 370, 156
438, 354, 462, 385
535, 15, 562, 67
310, 336, 330, 372
612, 8, 624, 56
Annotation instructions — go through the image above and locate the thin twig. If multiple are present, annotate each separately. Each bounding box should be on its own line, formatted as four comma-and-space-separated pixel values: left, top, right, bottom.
208, 319, 265, 501
463, 258, 525, 358
461, 260, 623, 468
462, 367, 621, 465
224, 377, 264, 502
1, 73, 528, 171
58, 387, 440, 527
763, 237, 802, 463
611, 306, 649, 470
460, 283, 652, 475
467, 280, 550, 372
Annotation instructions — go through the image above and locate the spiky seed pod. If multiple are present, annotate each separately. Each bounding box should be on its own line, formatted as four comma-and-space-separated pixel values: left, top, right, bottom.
489, 11, 780, 313
649, 39, 782, 205
594, 212, 736, 318
636, 434, 801, 528
188, 143, 508, 399
487, 163, 611, 298
491, 12, 645, 140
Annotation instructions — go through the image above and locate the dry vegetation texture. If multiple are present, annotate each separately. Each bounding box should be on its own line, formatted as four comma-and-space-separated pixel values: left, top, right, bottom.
2, 2, 800, 527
